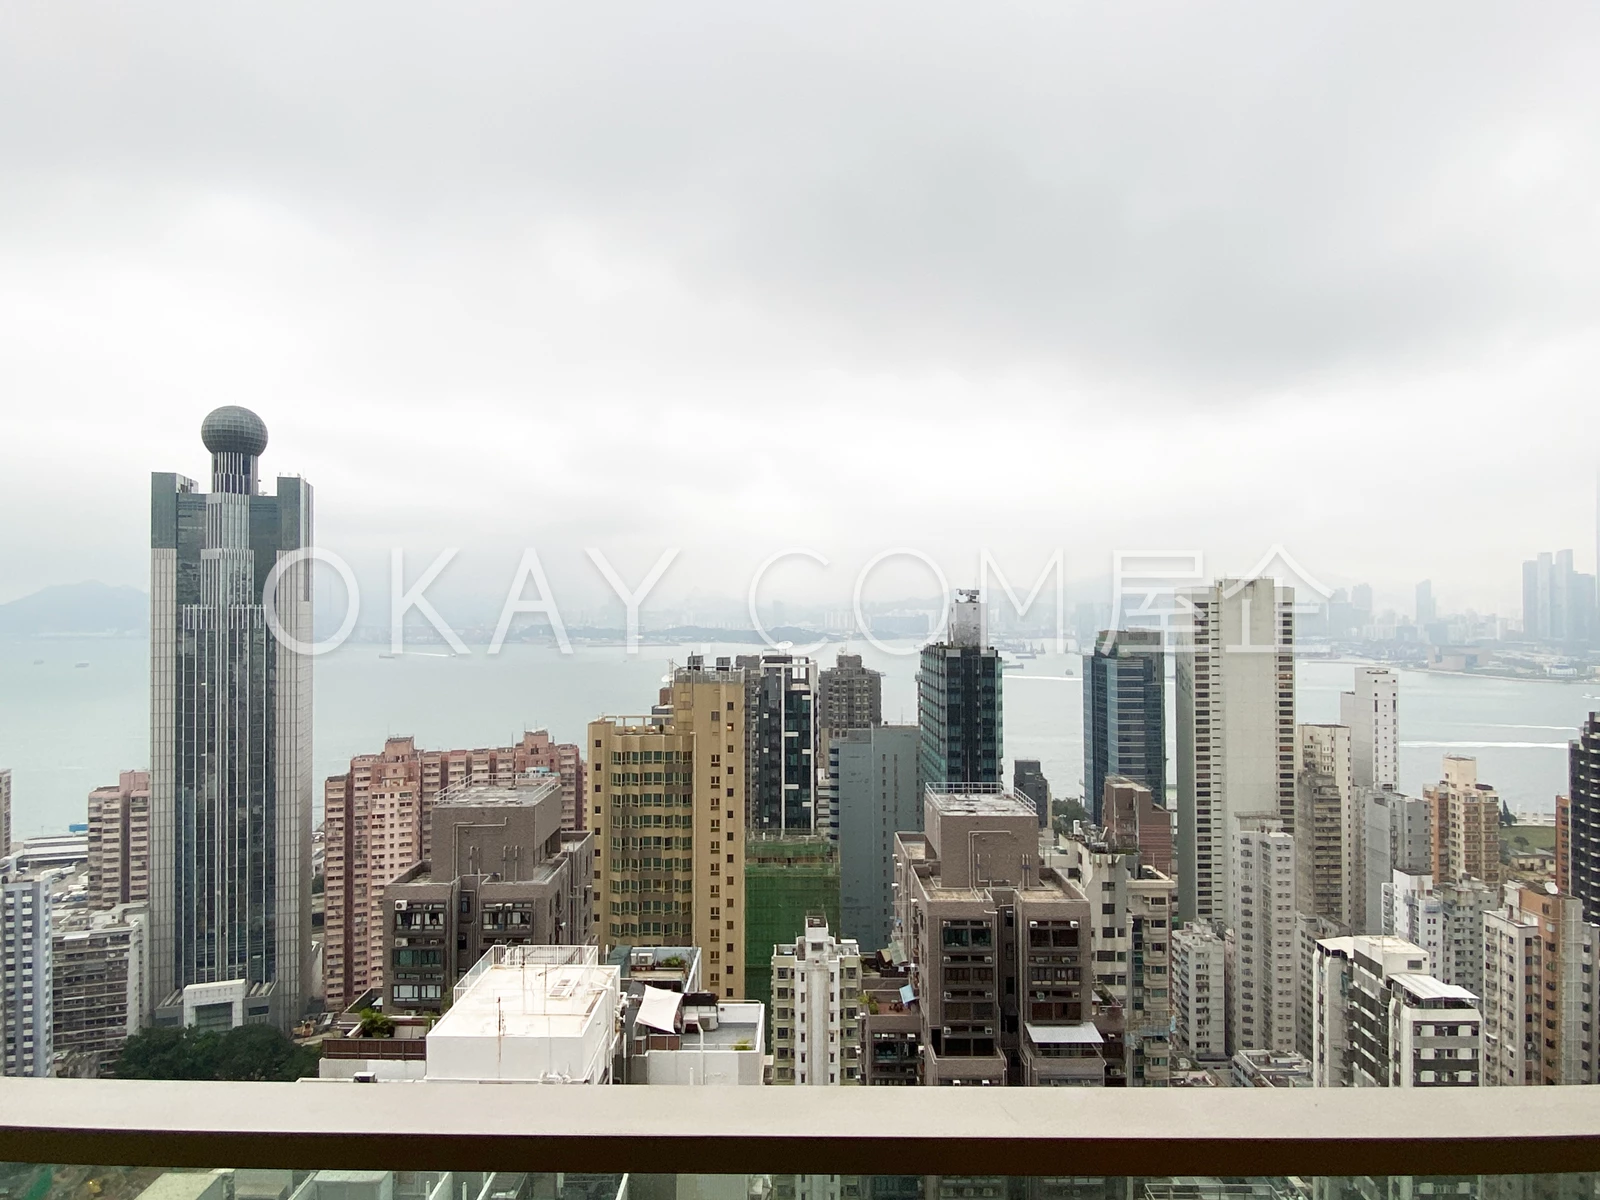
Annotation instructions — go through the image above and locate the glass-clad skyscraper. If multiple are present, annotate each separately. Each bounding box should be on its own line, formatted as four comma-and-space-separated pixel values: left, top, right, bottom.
917, 591, 1003, 789
737, 653, 818, 832
1084, 629, 1167, 822
1569, 713, 1600, 924
149, 407, 312, 1024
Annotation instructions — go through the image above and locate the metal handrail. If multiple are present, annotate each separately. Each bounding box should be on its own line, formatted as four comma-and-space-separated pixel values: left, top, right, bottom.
3, 1079, 1600, 1177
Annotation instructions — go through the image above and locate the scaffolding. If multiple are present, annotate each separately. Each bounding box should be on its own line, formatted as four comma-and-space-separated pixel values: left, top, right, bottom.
742, 835, 841, 1014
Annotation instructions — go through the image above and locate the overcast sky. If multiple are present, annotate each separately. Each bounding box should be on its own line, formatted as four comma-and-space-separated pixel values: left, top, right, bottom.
2, 2, 1598, 618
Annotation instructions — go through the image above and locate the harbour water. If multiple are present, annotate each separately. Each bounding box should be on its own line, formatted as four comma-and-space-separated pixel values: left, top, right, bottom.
3, 635, 1596, 840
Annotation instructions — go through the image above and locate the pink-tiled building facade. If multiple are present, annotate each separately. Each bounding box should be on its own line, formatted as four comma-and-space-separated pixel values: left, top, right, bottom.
321, 730, 585, 1010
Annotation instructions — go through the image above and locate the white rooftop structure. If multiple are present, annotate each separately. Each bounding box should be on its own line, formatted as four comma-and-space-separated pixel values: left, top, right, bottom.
633, 998, 767, 1085
1026, 1022, 1103, 1046
426, 944, 621, 1084
1388, 973, 1478, 1004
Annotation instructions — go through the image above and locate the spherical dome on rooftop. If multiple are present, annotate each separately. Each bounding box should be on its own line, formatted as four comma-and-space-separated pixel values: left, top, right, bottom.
200, 406, 269, 457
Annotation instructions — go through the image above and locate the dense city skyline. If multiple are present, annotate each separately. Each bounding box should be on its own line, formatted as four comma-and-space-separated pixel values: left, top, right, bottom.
11, 1, 1600, 1123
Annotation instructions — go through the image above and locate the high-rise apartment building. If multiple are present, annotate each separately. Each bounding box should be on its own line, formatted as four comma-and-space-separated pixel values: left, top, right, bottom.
1171, 923, 1226, 1062
1295, 724, 1353, 925
737, 653, 818, 833
817, 653, 883, 734
1102, 776, 1174, 878
1390, 876, 1497, 1000
1567, 713, 1600, 923
322, 730, 584, 1011
1012, 759, 1049, 830
1084, 629, 1167, 822
1557, 791, 1573, 897
86, 771, 151, 911
917, 591, 1003, 790
1051, 834, 1177, 1085
51, 902, 149, 1074
832, 724, 920, 952
590, 657, 748, 998
1341, 667, 1398, 793
1436, 879, 1499, 1000
1313, 934, 1481, 1088
1341, 667, 1397, 932
1175, 577, 1296, 923
1426, 756, 1504, 889
379, 775, 594, 1014
1228, 819, 1297, 1056
149, 407, 312, 1023
1480, 885, 1600, 1087
1294, 913, 1347, 1063
1, 871, 53, 1077
895, 786, 1098, 1086
0, 768, 10, 856
1361, 788, 1432, 935
324, 740, 424, 1010
1370, 972, 1484, 1088
769, 916, 863, 1085
816, 653, 885, 843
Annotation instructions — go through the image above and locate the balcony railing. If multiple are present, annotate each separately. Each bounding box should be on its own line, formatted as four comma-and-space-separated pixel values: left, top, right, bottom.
4, 1080, 1600, 1177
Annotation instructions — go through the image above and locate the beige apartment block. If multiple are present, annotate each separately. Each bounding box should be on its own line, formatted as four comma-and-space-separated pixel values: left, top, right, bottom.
589, 658, 749, 999
1426, 755, 1504, 888
1480, 884, 1599, 1086
87, 770, 151, 910
322, 729, 584, 1012
1295, 724, 1352, 925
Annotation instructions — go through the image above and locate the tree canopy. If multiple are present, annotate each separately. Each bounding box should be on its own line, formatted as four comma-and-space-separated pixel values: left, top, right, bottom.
1051, 796, 1091, 836
111, 1023, 320, 1082
356, 1008, 396, 1038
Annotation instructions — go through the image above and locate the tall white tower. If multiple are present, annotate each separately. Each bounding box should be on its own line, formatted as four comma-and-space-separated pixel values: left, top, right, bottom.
1341, 667, 1398, 793
1175, 577, 1297, 922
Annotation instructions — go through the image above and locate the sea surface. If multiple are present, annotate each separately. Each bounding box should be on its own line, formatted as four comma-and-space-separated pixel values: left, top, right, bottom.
3, 636, 1597, 840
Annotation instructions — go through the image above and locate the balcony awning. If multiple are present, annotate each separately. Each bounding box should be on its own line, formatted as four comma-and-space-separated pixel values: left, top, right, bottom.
637, 985, 683, 1034
1026, 1021, 1102, 1045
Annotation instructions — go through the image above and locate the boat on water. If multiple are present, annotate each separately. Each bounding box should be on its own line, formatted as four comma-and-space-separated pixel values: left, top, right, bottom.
32, 659, 44, 666
378, 652, 398, 660
74, 662, 89, 669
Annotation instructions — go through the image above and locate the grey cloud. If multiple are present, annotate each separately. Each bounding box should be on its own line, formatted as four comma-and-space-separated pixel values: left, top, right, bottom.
1, 1, 1597, 610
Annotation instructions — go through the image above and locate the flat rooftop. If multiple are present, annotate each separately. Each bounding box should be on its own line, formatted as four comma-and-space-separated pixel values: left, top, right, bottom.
926, 788, 1037, 819
1390, 973, 1479, 1004
401, 861, 563, 887
686, 1004, 764, 1050
431, 958, 617, 1042
436, 774, 562, 808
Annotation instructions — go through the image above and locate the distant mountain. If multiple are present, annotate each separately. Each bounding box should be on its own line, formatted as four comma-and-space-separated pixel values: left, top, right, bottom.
0, 582, 148, 637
